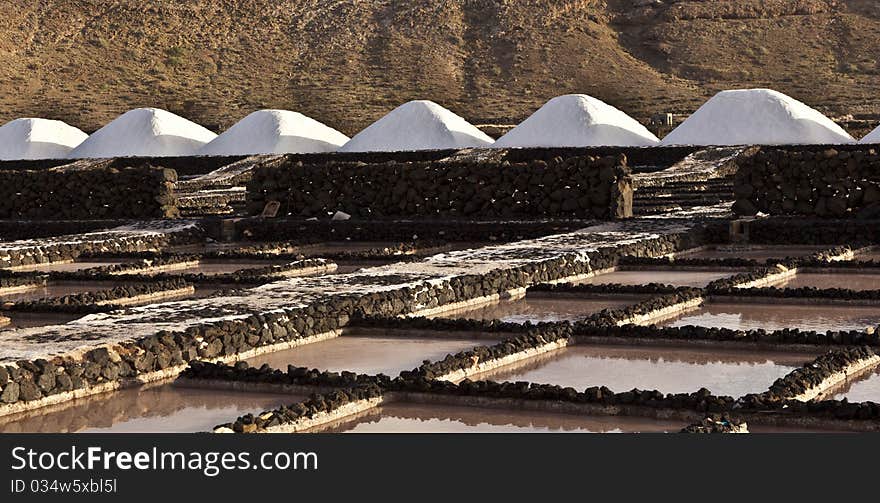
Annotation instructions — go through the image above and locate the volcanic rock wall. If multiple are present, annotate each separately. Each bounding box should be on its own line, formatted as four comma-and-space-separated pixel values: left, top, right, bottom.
247, 154, 633, 220
733, 146, 880, 218
0, 163, 179, 219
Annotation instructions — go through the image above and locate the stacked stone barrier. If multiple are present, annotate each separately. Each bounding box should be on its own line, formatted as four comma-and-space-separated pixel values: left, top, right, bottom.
48, 257, 334, 285
747, 218, 880, 244
0, 164, 179, 219
246, 154, 633, 220
2, 278, 192, 313
0, 271, 47, 291
751, 346, 877, 403
733, 146, 880, 218
238, 218, 595, 244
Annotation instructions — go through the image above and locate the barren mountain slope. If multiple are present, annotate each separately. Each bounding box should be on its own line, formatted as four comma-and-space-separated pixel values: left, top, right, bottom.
0, 0, 877, 135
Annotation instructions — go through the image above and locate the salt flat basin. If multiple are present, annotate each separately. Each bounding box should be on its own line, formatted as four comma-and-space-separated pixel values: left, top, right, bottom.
0, 280, 146, 303
311, 403, 683, 433
676, 246, 829, 261
658, 302, 880, 332
5, 259, 132, 273
774, 272, 880, 291
141, 259, 290, 276
431, 295, 645, 323
0, 311, 83, 330
831, 368, 880, 403
475, 345, 817, 398
574, 269, 737, 288
0, 384, 300, 433
246, 333, 488, 377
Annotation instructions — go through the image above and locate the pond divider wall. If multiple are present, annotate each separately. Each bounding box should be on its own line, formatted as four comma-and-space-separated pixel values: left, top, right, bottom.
0, 162, 179, 219
734, 146, 880, 218
246, 154, 633, 220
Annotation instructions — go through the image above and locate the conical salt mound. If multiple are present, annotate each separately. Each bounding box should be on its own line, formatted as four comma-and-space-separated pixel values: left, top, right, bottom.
339, 100, 494, 152
199, 110, 349, 156
494, 94, 659, 148
860, 125, 880, 144
68, 108, 217, 158
661, 89, 854, 146
0, 118, 88, 160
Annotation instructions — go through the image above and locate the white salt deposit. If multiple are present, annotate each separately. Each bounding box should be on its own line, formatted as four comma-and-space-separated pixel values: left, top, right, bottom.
661, 89, 854, 146
198, 109, 349, 155
68, 108, 217, 158
339, 100, 494, 152
494, 94, 660, 148
0, 118, 88, 160
860, 125, 880, 144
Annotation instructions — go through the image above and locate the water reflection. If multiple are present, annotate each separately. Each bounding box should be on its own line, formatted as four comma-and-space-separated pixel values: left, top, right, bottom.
247, 335, 487, 377
317, 403, 682, 433
0, 383, 299, 433
478, 345, 817, 398
661, 302, 880, 332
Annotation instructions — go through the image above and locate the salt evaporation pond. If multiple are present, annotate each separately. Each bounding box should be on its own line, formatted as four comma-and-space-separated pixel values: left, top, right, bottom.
660, 89, 854, 146
0, 384, 299, 433
339, 100, 494, 152
198, 109, 349, 155
477, 345, 816, 398
312, 403, 682, 433
831, 368, 880, 403
659, 302, 880, 332
246, 332, 487, 377
0, 118, 87, 160
432, 295, 645, 323
9, 259, 132, 273
0, 312, 82, 330
67, 107, 217, 158
573, 269, 739, 288
0, 281, 147, 303
494, 94, 659, 148
140, 259, 291, 276
774, 272, 880, 291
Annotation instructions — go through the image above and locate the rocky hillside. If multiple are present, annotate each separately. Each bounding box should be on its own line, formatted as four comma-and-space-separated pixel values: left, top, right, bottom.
1, 0, 879, 135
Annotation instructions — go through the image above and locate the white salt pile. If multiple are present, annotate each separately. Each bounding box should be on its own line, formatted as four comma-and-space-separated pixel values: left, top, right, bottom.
68, 108, 217, 158
860, 125, 880, 144
339, 100, 494, 152
198, 109, 349, 155
0, 118, 88, 160
661, 89, 854, 146
494, 94, 660, 148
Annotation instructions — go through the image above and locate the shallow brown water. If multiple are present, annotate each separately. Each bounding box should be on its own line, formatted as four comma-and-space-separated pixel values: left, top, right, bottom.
574, 270, 737, 288
432, 296, 645, 323
246, 334, 486, 377
145, 259, 289, 276
659, 302, 880, 332
478, 344, 817, 398
316, 403, 682, 433
774, 273, 880, 291
831, 368, 880, 403
0, 281, 143, 303
8, 259, 132, 273
0, 312, 82, 330
677, 246, 828, 261
0, 384, 299, 433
